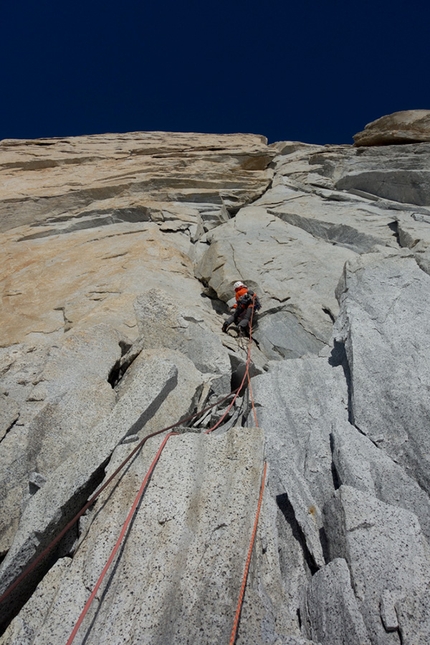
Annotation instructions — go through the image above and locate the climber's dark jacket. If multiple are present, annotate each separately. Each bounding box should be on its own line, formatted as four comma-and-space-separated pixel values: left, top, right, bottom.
223, 289, 261, 332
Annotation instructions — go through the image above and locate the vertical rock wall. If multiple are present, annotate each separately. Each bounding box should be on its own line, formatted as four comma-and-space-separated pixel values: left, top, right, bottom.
1, 130, 430, 644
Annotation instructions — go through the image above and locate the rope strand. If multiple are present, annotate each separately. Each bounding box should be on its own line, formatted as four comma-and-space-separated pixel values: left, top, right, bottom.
229, 461, 267, 645
0, 389, 239, 607
66, 432, 176, 645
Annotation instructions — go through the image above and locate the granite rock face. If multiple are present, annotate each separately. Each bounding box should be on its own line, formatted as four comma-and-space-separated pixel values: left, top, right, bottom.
324, 486, 430, 644
334, 251, 430, 494
354, 110, 430, 146
303, 558, 371, 645
1, 121, 430, 644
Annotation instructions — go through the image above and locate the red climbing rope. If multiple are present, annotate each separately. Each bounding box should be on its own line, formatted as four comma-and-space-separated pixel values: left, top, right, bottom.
229, 461, 267, 645
66, 301, 262, 643
206, 294, 258, 434
1, 296, 264, 645
66, 431, 176, 645
0, 389, 238, 608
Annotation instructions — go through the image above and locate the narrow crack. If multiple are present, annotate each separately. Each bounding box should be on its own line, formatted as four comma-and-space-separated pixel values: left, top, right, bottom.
329, 433, 341, 490
388, 220, 402, 247
107, 339, 133, 388
53, 306, 72, 333
322, 307, 336, 323
0, 417, 20, 444
329, 341, 354, 425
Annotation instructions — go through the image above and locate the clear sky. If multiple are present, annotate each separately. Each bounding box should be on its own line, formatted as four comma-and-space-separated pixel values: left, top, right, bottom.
1, 0, 429, 144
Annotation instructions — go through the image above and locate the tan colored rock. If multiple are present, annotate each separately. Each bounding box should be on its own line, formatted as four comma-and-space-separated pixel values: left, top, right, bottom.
1, 221, 199, 346
0, 131, 273, 233
353, 110, 430, 146
0, 131, 274, 348
4, 128, 430, 644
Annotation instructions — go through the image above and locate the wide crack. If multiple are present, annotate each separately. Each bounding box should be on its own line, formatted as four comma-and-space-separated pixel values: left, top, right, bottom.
276, 493, 319, 576
107, 339, 134, 388
0, 459, 109, 636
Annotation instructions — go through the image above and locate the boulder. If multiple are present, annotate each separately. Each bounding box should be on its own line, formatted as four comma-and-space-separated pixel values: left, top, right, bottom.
353, 110, 430, 147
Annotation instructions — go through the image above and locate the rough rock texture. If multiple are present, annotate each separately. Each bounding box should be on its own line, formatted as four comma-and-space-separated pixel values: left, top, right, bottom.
324, 486, 430, 644
303, 558, 371, 644
334, 251, 430, 494
250, 357, 349, 570
331, 418, 430, 542
1, 121, 430, 643
0, 132, 273, 233
354, 110, 430, 146
1, 428, 301, 645
0, 325, 120, 554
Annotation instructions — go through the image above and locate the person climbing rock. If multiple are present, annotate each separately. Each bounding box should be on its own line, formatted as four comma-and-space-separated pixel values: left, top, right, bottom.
222, 281, 261, 335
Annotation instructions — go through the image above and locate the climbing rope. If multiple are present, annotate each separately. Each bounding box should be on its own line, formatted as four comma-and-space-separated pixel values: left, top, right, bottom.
0, 389, 239, 608
229, 461, 267, 645
66, 431, 176, 645
1, 297, 265, 645
206, 294, 258, 434
65, 298, 263, 643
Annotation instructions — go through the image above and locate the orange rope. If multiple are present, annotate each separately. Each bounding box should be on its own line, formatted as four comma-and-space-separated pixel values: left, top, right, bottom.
206, 294, 257, 435
2, 294, 263, 645
0, 390, 237, 608
66, 432, 176, 645
229, 461, 267, 645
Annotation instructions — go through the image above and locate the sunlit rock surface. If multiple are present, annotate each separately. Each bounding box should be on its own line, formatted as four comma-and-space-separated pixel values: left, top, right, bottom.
353, 109, 430, 146
1, 121, 430, 644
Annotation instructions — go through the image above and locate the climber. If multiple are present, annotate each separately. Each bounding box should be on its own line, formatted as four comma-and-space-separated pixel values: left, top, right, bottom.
222, 281, 261, 335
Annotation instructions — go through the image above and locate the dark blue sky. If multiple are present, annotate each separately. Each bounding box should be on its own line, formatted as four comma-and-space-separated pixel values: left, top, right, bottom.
1, 0, 429, 144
